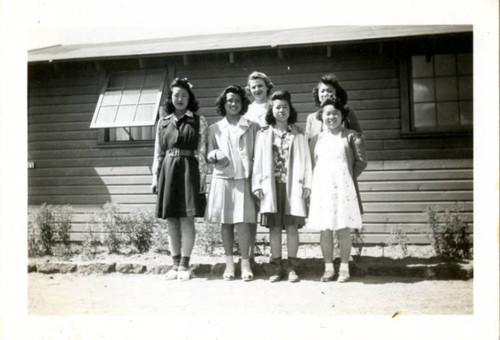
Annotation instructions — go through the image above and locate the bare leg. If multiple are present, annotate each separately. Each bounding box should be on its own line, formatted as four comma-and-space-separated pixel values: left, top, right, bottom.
319, 230, 335, 282
269, 226, 282, 260
179, 216, 196, 257
236, 223, 253, 281
166, 218, 181, 256
221, 224, 235, 279
336, 227, 352, 282
248, 223, 257, 260
320, 230, 334, 264
285, 225, 299, 258
336, 227, 352, 265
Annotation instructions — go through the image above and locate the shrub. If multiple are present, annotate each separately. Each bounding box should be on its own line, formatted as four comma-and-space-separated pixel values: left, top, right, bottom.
350, 229, 364, 257
27, 221, 45, 257
32, 203, 55, 255
82, 224, 100, 260
92, 202, 124, 254
386, 225, 410, 258
425, 202, 472, 259
194, 221, 223, 256
53, 205, 73, 248
122, 209, 155, 253
152, 219, 170, 254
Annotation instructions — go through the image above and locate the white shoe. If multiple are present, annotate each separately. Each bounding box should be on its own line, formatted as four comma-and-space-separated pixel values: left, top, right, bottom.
336, 270, 350, 283
177, 269, 191, 281
165, 268, 178, 280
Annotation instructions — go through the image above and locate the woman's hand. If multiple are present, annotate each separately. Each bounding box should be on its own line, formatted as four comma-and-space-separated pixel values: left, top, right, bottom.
302, 188, 311, 199
253, 189, 264, 200
151, 177, 158, 194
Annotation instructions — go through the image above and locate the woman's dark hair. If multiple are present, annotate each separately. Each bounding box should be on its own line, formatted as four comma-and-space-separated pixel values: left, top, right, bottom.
215, 85, 250, 116
265, 90, 298, 125
312, 73, 348, 107
164, 77, 199, 114
316, 98, 349, 122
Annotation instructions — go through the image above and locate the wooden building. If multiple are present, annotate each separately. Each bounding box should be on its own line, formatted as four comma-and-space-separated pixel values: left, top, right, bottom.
28, 25, 473, 245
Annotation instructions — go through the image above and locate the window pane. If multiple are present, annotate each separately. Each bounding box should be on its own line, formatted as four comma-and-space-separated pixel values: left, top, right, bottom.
115, 105, 136, 123
96, 106, 117, 124
108, 74, 128, 88
144, 71, 165, 87
457, 53, 472, 75
412, 55, 434, 77
436, 102, 460, 126
139, 89, 159, 104
459, 101, 473, 125
458, 76, 473, 100
135, 104, 156, 122
413, 78, 435, 102
435, 77, 458, 101
121, 89, 141, 105
101, 90, 122, 106
115, 127, 132, 141
414, 103, 436, 127
125, 72, 145, 87
434, 54, 456, 76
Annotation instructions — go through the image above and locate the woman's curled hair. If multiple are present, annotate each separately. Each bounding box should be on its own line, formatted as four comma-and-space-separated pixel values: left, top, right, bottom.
215, 85, 250, 116
265, 90, 298, 125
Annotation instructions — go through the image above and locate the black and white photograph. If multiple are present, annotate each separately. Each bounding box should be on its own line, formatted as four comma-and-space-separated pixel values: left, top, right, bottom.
0, 0, 498, 339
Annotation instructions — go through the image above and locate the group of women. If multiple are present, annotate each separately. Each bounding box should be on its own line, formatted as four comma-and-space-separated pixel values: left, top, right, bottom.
151, 72, 367, 283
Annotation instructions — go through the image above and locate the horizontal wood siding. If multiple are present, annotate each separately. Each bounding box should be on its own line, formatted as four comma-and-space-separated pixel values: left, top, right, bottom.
28, 42, 473, 246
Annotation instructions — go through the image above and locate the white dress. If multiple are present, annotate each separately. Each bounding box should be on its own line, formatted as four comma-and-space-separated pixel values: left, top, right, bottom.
307, 132, 362, 231
244, 102, 268, 128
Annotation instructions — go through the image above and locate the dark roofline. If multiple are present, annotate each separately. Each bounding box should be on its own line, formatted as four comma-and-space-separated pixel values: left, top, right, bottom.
28, 25, 472, 63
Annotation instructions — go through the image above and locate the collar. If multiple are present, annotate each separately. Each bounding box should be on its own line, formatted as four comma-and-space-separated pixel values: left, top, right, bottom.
220, 116, 249, 128
165, 110, 194, 121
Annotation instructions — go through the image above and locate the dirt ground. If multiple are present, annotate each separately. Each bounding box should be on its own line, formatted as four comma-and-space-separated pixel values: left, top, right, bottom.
28, 272, 472, 316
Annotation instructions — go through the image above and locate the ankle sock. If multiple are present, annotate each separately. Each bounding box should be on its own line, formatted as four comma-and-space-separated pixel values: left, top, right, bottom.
172, 255, 181, 270
325, 263, 334, 272
179, 256, 190, 270
340, 263, 349, 272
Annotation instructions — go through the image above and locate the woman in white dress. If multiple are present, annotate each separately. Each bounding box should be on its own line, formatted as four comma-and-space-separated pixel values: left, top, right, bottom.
307, 98, 367, 282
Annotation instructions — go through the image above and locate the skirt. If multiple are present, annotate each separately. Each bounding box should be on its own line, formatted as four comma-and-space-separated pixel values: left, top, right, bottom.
156, 154, 203, 218
261, 182, 305, 229
206, 177, 257, 224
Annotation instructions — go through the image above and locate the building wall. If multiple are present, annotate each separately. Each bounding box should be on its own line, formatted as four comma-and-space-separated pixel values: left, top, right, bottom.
28, 39, 473, 244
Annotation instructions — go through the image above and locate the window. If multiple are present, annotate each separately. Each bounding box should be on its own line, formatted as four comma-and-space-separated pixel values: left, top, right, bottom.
91, 68, 167, 142
403, 53, 472, 134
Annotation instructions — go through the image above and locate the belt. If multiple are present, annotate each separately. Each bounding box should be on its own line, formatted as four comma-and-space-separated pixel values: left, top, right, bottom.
166, 148, 195, 157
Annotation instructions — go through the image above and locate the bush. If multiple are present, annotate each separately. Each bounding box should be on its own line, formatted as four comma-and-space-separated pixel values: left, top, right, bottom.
82, 224, 100, 260
122, 209, 155, 253
30, 203, 74, 256
152, 219, 170, 254
351, 229, 364, 257
386, 225, 410, 258
92, 202, 124, 254
425, 202, 472, 259
194, 221, 223, 256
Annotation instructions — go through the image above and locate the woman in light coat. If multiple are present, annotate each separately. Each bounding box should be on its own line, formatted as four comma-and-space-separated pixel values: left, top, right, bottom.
253, 90, 312, 282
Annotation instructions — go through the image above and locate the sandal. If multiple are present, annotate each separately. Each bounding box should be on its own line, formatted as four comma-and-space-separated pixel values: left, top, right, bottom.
336, 270, 350, 283
223, 270, 235, 281
165, 268, 178, 280
242, 270, 254, 282
320, 270, 335, 282
177, 268, 191, 281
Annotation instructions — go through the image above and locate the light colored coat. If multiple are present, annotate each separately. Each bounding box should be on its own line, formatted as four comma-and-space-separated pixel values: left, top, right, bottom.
207, 117, 260, 179
252, 125, 313, 217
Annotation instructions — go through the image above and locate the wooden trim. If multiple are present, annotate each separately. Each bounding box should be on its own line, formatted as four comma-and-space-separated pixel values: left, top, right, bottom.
399, 57, 411, 135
